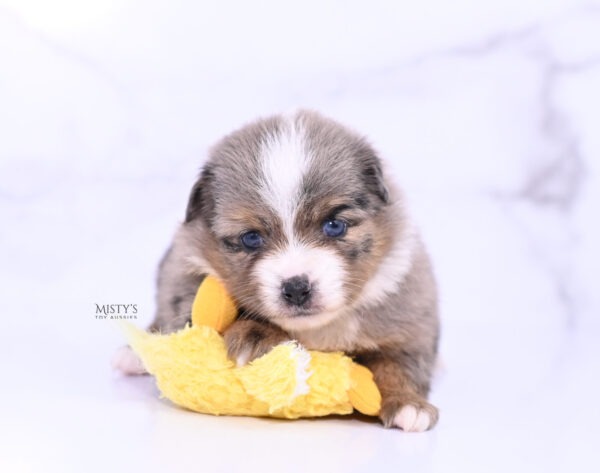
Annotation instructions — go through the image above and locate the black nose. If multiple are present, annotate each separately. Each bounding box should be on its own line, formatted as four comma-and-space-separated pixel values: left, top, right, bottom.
281, 276, 312, 306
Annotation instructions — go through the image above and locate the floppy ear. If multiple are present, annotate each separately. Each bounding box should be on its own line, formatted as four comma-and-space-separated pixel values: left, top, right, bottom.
185, 164, 216, 224
362, 157, 389, 204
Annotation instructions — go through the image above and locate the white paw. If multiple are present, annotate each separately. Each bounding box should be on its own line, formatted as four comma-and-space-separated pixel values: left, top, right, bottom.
393, 405, 433, 432
111, 346, 147, 375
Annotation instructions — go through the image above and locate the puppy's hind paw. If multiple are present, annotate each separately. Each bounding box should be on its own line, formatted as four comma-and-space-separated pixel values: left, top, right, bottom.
111, 346, 147, 375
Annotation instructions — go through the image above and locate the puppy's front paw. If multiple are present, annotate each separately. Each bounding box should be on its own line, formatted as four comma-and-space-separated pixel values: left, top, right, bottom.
380, 397, 439, 432
224, 320, 290, 366
111, 345, 147, 375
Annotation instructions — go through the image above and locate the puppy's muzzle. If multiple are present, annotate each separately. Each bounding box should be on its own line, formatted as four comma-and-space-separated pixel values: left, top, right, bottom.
281, 275, 312, 307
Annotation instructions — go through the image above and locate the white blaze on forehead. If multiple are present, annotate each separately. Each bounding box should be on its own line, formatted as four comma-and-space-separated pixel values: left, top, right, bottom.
255, 115, 347, 327
259, 117, 311, 239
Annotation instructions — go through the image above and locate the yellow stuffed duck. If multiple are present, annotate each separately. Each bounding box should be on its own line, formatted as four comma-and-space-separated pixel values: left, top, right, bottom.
119, 276, 381, 419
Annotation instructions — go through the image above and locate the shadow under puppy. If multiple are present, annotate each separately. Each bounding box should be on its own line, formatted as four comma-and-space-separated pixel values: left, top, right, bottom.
113, 110, 440, 432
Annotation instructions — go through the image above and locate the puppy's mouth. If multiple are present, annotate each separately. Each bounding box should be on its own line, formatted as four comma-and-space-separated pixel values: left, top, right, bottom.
273, 294, 345, 321
265, 297, 332, 321
281, 305, 320, 318
271, 304, 345, 331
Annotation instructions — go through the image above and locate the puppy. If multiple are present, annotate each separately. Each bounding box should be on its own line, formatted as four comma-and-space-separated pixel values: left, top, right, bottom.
113, 110, 440, 432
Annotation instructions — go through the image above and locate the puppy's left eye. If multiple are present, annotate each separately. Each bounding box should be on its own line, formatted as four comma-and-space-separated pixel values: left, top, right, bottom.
322, 219, 347, 237
240, 230, 264, 249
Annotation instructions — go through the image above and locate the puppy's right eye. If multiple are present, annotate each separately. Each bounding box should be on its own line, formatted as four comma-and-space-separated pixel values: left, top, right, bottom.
240, 231, 264, 250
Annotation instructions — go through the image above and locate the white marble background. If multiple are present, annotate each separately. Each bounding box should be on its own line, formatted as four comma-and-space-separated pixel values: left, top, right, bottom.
1, 1, 599, 472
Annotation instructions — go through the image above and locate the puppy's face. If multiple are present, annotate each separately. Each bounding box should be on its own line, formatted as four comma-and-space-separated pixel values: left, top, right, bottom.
184, 111, 396, 331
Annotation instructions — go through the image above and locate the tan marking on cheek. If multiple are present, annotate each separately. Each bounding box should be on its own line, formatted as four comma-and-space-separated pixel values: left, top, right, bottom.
203, 242, 270, 318
199, 233, 238, 279
340, 216, 395, 303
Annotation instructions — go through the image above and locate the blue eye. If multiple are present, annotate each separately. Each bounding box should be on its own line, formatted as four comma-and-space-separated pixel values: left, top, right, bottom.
240, 231, 264, 249
322, 219, 347, 237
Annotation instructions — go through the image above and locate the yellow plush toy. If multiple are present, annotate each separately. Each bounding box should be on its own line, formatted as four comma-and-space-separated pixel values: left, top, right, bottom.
119, 276, 381, 419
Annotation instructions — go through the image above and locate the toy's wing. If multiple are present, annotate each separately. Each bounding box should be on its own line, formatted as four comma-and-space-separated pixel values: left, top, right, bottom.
237, 341, 311, 413
118, 322, 253, 415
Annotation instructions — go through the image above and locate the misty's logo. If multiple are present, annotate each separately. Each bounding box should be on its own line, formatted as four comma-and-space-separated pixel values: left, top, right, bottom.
95, 304, 138, 320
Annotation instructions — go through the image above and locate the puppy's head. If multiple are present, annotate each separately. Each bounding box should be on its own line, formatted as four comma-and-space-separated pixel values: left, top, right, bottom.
183, 111, 401, 331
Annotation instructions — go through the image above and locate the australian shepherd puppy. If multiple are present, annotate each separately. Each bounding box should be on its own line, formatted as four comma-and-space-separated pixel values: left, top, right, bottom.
113, 110, 440, 432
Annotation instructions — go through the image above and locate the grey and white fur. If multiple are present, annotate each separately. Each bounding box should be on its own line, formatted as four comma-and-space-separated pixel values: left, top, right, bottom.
113, 110, 440, 432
